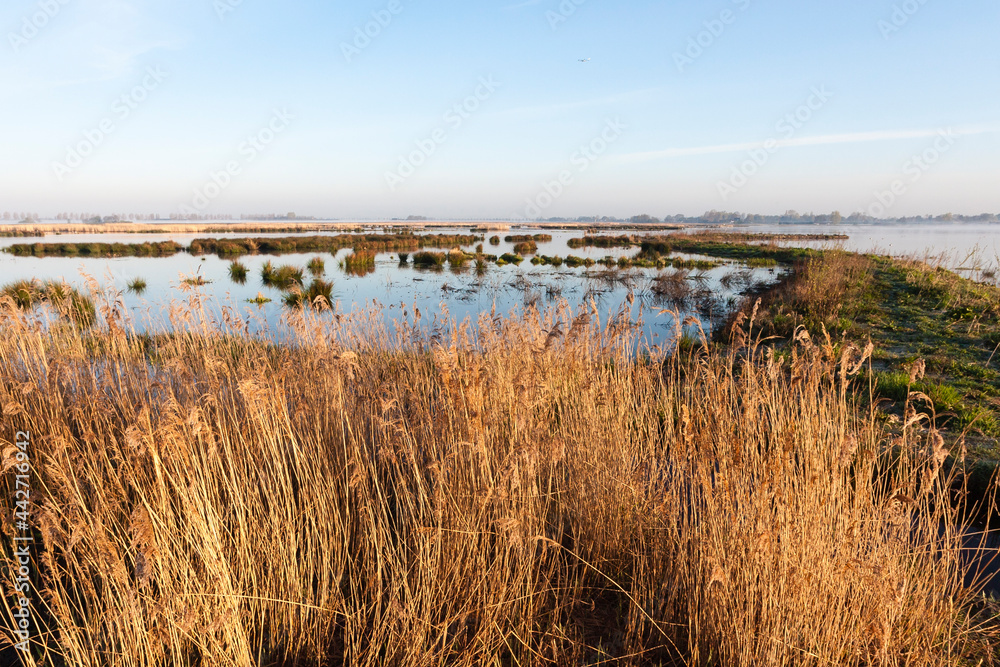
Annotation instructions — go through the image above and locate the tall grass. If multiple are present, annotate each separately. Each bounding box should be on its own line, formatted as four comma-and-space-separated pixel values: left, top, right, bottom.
1, 278, 96, 326
0, 296, 995, 666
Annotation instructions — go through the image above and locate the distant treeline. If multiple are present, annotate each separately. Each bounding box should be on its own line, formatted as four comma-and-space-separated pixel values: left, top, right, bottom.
4, 233, 479, 259
539, 211, 1000, 224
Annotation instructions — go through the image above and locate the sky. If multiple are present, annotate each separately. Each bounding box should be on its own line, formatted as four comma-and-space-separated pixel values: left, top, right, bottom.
1, 0, 998, 220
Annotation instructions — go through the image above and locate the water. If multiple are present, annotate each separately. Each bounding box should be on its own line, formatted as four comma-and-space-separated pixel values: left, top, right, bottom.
1, 221, 995, 340
0, 227, 776, 342
712, 221, 1000, 279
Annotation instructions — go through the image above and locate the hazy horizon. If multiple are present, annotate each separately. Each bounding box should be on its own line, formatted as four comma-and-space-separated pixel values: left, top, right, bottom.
3, 0, 998, 219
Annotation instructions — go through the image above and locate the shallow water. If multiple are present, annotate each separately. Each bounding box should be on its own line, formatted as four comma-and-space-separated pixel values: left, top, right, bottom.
0, 227, 779, 342
1, 221, 995, 340
712, 221, 1000, 279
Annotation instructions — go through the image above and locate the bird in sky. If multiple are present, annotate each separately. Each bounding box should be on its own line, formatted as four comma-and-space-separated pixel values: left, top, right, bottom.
578, 58, 591, 63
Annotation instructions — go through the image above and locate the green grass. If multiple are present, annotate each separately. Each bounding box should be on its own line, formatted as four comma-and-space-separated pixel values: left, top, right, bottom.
714, 245, 1000, 454
127, 277, 148, 294
5, 240, 183, 257
283, 278, 334, 309
189, 233, 479, 257
447, 250, 471, 269
246, 293, 272, 305
181, 276, 211, 287
261, 262, 304, 290
340, 252, 375, 276
229, 260, 248, 284
412, 251, 447, 268
307, 256, 325, 276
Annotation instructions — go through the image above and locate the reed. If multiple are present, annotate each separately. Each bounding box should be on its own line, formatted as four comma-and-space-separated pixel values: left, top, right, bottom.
0, 296, 995, 666
0, 278, 95, 326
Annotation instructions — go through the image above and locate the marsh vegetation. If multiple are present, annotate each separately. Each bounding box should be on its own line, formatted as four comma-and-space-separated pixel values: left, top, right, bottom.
0, 295, 996, 665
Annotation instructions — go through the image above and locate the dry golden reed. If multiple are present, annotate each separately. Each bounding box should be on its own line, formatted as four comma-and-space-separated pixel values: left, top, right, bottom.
0, 292, 995, 666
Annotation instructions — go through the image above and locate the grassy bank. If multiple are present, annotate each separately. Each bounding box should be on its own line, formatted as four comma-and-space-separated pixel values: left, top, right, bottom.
0, 298, 997, 666
717, 248, 1000, 450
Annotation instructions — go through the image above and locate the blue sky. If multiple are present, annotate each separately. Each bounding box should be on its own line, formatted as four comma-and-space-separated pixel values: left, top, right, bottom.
1, 0, 998, 219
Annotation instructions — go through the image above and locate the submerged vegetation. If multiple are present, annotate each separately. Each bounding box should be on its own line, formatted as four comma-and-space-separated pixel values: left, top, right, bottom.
0, 299, 996, 665
512, 240, 538, 255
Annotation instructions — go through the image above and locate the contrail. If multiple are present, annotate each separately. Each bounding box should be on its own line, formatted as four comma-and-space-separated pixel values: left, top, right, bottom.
613, 124, 1000, 163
